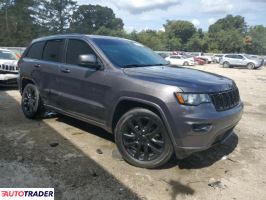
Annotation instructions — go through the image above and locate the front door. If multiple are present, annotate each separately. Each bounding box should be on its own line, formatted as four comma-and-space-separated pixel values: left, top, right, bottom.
57, 39, 108, 123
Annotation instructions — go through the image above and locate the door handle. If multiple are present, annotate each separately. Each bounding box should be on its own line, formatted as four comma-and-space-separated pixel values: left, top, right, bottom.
34, 64, 41, 68
60, 68, 71, 73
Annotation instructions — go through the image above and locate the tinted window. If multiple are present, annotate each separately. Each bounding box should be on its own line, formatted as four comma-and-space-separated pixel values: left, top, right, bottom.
235, 55, 243, 59
225, 55, 234, 58
92, 38, 167, 68
170, 56, 180, 59
66, 39, 95, 65
26, 42, 45, 59
43, 40, 64, 62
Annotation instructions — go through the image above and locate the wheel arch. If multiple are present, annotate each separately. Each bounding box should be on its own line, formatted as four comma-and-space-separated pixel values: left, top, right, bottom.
20, 77, 36, 94
247, 62, 255, 68
110, 97, 177, 146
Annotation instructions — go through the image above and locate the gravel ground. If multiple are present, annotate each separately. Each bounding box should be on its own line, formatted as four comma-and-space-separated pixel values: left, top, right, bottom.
0, 64, 266, 200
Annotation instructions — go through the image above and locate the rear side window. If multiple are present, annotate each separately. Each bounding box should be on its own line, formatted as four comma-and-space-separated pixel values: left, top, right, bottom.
26, 42, 45, 60
66, 39, 95, 65
225, 55, 234, 58
43, 40, 64, 62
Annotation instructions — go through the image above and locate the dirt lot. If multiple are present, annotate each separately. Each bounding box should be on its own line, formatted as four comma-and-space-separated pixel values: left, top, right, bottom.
1, 64, 266, 200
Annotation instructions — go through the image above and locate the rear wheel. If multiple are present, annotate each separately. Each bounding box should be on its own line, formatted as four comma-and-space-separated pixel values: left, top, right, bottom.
223, 61, 230, 68
115, 108, 173, 168
247, 63, 255, 70
21, 84, 44, 119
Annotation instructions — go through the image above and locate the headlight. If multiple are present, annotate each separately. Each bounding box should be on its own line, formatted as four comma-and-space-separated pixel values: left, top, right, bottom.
174, 93, 211, 106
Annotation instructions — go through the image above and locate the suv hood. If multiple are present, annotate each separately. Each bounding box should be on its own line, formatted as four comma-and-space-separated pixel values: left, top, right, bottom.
0, 59, 18, 65
123, 66, 235, 93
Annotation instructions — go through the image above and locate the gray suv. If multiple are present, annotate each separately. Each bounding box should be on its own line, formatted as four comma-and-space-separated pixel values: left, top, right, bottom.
220, 54, 264, 69
18, 34, 243, 168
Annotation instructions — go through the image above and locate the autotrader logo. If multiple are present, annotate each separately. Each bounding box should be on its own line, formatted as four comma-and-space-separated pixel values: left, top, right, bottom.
0, 188, 54, 199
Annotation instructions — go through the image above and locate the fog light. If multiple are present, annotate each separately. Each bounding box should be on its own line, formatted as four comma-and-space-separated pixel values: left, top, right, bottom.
192, 124, 212, 132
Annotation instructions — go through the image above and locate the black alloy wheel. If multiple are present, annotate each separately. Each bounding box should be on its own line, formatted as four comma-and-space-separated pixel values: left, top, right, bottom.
21, 83, 44, 119
115, 108, 173, 168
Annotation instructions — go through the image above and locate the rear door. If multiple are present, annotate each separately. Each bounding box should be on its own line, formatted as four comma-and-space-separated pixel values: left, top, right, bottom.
235, 55, 246, 66
21, 41, 45, 92
39, 39, 65, 107
227, 55, 236, 65
57, 38, 107, 123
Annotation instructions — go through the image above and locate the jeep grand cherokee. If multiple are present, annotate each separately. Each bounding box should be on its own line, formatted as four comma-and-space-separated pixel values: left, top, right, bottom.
18, 34, 243, 168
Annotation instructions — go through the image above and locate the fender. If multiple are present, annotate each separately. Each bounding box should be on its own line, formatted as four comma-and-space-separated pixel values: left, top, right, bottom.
108, 96, 177, 147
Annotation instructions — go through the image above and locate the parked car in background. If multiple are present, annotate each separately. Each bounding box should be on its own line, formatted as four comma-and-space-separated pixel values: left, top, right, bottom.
189, 52, 213, 64
0, 49, 19, 86
157, 52, 169, 59
213, 54, 223, 63
18, 34, 243, 168
165, 55, 195, 66
220, 54, 264, 69
194, 57, 207, 65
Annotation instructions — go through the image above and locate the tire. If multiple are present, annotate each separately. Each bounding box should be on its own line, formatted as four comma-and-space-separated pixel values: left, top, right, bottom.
183, 62, 189, 66
114, 108, 174, 169
21, 83, 45, 119
247, 63, 255, 70
223, 61, 230, 68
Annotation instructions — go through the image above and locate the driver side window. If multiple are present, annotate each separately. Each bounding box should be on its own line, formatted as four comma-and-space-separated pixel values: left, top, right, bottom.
66, 39, 96, 66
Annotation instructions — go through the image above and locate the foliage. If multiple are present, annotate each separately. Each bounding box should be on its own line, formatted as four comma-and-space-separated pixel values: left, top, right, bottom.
35, 0, 77, 34
70, 4, 123, 34
0, 2, 265, 55
245, 25, 266, 55
207, 15, 246, 53
164, 20, 196, 44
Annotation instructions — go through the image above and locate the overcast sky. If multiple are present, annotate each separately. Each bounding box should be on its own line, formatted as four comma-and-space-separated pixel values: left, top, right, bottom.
77, 0, 266, 32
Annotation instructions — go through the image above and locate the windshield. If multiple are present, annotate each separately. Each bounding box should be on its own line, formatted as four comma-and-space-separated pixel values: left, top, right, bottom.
92, 38, 168, 68
0, 50, 17, 60
244, 54, 256, 59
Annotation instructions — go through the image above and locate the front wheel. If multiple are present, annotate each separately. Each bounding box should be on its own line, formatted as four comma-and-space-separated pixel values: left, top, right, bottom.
21, 84, 45, 119
223, 61, 230, 68
115, 108, 173, 168
183, 62, 189, 66
247, 63, 255, 70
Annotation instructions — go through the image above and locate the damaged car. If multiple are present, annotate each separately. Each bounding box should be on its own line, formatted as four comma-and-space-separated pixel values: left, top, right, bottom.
0, 49, 19, 86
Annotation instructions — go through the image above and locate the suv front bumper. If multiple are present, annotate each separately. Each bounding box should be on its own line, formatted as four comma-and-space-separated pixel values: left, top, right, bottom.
0, 73, 18, 86
167, 101, 243, 159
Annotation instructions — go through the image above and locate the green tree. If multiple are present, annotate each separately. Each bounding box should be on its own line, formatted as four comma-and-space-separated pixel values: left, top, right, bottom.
35, 0, 77, 34
130, 30, 166, 50
208, 15, 247, 53
94, 26, 127, 38
0, 0, 41, 46
245, 25, 266, 55
164, 20, 196, 44
186, 34, 204, 52
70, 4, 123, 34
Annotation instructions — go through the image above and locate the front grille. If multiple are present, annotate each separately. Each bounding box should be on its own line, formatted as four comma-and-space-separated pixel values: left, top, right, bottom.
210, 88, 240, 112
0, 64, 18, 73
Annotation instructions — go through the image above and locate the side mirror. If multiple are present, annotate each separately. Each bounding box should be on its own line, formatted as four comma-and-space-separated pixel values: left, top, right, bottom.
78, 54, 101, 69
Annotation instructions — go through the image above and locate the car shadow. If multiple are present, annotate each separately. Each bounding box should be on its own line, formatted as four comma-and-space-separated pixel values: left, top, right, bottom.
54, 113, 238, 171
177, 133, 238, 169
0, 91, 140, 200
56, 115, 114, 143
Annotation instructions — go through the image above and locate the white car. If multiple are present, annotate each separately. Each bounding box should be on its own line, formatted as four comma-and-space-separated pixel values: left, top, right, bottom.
213, 54, 223, 63
0, 49, 19, 86
165, 55, 195, 66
